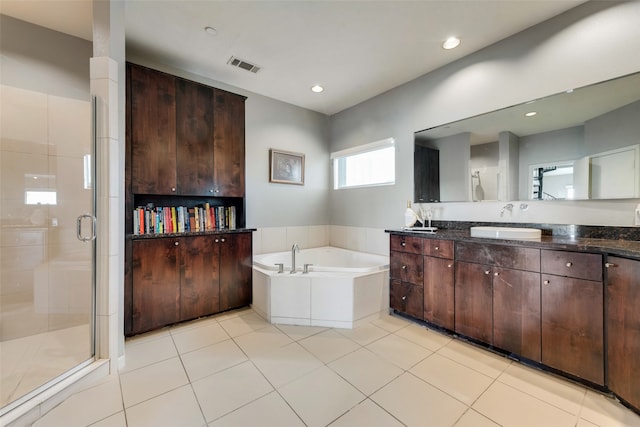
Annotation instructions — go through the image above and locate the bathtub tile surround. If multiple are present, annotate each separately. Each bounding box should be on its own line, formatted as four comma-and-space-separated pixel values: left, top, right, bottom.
252, 225, 388, 256
29, 308, 640, 427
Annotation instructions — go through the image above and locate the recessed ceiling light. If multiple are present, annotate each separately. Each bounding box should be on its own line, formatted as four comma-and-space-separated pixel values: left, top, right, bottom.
204, 26, 218, 36
311, 85, 324, 93
525, 111, 537, 117
442, 36, 461, 50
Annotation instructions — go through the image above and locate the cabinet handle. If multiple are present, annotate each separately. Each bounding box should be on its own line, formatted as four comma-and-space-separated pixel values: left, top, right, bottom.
402, 295, 407, 301
544, 280, 550, 285
494, 272, 500, 277
174, 241, 179, 246
605, 262, 617, 268
221, 238, 226, 243
484, 270, 491, 275
447, 264, 452, 268
209, 189, 214, 193
566, 262, 573, 267
171, 187, 176, 192
401, 241, 406, 247
215, 238, 219, 243
402, 265, 407, 270
434, 246, 439, 251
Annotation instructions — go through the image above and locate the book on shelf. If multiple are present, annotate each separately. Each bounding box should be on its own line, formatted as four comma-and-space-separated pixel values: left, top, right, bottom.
132, 203, 238, 235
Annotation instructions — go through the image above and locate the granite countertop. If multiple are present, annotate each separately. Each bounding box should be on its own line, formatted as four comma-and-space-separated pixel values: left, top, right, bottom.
387, 223, 640, 260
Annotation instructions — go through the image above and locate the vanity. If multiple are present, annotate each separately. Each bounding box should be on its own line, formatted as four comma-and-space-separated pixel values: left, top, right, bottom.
388, 225, 640, 415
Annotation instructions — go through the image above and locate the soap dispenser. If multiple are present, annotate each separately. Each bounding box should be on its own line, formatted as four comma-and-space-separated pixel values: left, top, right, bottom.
404, 200, 418, 227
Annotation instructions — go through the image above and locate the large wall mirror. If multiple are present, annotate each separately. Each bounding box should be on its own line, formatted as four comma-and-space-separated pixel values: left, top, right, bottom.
414, 72, 640, 202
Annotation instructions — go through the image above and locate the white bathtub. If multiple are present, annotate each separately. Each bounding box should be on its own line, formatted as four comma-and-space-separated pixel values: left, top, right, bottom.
252, 246, 390, 328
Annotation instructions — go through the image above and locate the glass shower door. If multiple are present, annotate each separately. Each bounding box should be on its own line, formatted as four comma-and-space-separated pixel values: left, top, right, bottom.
0, 85, 96, 412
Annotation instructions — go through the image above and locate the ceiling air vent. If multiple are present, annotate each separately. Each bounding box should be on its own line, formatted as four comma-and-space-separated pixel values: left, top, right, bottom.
227, 56, 261, 73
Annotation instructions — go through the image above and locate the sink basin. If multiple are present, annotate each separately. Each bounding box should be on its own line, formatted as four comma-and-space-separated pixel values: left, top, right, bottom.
470, 226, 542, 240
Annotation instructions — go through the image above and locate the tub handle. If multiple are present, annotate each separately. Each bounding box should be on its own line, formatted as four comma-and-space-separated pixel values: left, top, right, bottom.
275, 263, 284, 273
303, 264, 313, 274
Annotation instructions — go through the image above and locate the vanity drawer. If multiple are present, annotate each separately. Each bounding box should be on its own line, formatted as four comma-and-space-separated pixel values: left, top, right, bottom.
423, 239, 453, 259
541, 249, 602, 281
390, 251, 423, 284
390, 234, 423, 254
455, 241, 540, 272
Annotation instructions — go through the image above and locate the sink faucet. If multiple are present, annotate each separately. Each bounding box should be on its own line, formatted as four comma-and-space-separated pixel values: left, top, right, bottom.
291, 243, 300, 273
500, 203, 514, 217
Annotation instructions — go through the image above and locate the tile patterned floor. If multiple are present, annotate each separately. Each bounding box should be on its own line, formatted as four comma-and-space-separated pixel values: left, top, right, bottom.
33, 308, 640, 427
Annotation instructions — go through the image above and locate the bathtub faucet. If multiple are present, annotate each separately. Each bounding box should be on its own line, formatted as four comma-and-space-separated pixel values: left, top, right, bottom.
291, 243, 300, 273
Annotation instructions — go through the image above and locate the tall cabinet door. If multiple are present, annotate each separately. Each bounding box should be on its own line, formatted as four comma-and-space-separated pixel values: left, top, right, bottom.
213, 90, 245, 197
129, 64, 177, 195
219, 232, 252, 311
176, 79, 215, 196
132, 239, 181, 334
455, 261, 493, 344
180, 236, 220, 320
606, 256, 640, 409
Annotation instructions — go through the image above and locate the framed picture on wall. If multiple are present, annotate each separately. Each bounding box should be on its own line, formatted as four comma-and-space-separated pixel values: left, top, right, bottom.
269, 149, 305, 185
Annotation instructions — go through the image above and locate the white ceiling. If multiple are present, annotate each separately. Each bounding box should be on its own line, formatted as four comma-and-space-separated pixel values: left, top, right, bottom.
1, 0, 586, 115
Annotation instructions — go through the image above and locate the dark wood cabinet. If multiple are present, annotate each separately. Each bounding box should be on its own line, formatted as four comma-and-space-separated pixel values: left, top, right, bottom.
220, 232, 253, 311
541, 250, 604, 385
129, 64, 177, 195
180, 235, 220, 321
423, 239, 454, 330
454, 261, 494, 344
213, 89, 246, 197
176, 79, 215, 196
493, 267, 541, 361
606, 256, 640, 409
390, 279, 424, 319
390, 234, 424, 319
132, 239, 181, 334
125, 62, 250, 336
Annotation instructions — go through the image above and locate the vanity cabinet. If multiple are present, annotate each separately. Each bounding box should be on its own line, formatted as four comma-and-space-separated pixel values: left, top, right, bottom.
219, 232, 253, 311
390, 235, 424, 318
423, 239, 454, 330
541, 249, 604, 385
455, 242, 541, 356
606, 256, 640, 409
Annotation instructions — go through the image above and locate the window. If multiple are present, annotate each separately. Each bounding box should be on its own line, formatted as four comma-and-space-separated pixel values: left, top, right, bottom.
331, 138, 395, 189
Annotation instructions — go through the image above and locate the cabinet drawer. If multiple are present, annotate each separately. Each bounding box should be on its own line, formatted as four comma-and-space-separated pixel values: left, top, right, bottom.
423, 239, 453, 259
455, 241, 540, 272
390, 251, 423, 284
390, 234, 423, 254
541, 250, 602, 281
390, 279, 424, 319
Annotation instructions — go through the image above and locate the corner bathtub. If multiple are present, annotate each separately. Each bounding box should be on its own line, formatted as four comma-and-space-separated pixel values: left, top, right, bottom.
252, 246, 390, 328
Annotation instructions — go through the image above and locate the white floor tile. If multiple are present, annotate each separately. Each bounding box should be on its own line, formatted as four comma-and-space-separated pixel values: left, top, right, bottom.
120, 356, 189, 408
275, 324, 328, 341
394, 323, 452, 351
329, 398, 404, 427
497, 362, 586, 415
120, 335, 177, 373
299, 329, 361, 363
371, 372, 467, 427
233, 325, 294, 358
278, 366, 366, 427
410, 353, 494, 405
192, 361, 274, 422
208, 391, 305, 427
181, 339, 247, 382
370, 314, 410, 332
89, 411, 127, 427
125, 385, 206, 427
454, 409, 500, 427
251, 342, 323, 388
171, 321, 230, 354
218, 311, 270, 337
580, 390, 640, 427
437, 339, 510, 379
473, 381, 578, 427
366, 334, 431, 370
329, 347, 403, 396
335, 322, 389, 346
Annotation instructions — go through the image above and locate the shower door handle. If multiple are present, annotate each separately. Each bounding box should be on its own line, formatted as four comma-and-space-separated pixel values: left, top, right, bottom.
77, 214, 97, 242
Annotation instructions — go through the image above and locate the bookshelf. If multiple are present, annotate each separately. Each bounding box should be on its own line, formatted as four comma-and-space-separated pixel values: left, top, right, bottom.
125, 62, 252, 336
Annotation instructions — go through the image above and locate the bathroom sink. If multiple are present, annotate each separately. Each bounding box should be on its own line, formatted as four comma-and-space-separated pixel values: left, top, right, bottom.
470, 226, 542, 240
